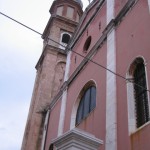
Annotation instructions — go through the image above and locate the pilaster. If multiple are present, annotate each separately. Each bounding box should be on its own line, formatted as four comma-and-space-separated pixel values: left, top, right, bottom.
106, 0, 117, 150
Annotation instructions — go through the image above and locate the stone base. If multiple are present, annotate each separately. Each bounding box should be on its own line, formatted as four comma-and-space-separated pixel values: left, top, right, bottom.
52, 128, 103, 150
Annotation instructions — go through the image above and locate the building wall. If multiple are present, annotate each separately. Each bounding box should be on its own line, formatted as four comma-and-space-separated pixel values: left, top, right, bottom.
115, 0, 128, 16
21, 48, 66, 150
22, 0, 82, 149
64, 44, 107, 150
27, 0, 150, 150
69, 1, 106, 76
131, 123, 150, 150
116, 0, 150, 149
44, 99, 62, 150
80, 1, 99, 28
47, 19, 76, 48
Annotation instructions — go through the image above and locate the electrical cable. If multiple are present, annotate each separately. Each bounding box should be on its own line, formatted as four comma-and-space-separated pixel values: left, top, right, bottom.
0, 11, 150, 93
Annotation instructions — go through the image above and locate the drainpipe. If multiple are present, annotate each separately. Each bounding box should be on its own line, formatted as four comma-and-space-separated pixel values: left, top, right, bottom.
41, 109, 51, 150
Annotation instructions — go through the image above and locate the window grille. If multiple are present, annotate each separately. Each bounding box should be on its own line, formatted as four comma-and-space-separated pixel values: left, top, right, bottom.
134, 62, 149, 128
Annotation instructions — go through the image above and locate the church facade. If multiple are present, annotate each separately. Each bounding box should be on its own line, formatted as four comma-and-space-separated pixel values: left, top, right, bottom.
22, 0, 150, 150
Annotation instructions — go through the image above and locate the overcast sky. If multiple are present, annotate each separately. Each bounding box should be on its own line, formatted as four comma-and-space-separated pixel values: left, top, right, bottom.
0, 0, 89, 150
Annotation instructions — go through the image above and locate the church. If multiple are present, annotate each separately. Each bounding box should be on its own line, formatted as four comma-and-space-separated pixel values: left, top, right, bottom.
21, 0, 150, 150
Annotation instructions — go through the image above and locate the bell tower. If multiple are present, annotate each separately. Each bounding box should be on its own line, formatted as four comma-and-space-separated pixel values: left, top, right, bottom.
21, 0, 83, 150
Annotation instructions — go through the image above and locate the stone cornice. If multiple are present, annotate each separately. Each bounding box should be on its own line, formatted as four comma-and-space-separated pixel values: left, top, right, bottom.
42, 15, 78, 39
35, 44, 67, 70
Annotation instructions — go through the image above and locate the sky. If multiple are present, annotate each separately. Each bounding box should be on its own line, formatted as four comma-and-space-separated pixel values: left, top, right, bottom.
0, 0, 89, 150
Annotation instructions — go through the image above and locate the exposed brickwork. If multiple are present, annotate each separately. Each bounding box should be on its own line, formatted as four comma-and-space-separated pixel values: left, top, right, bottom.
21, 0, 82, 149
21, 48, 67, 150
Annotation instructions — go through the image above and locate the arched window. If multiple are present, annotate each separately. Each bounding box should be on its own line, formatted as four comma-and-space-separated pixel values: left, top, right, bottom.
59, 32, 71, 50
133, 59, 149, 128
127, 57, 150, 133
76, 86, 96, 125
62, 34, 70, 44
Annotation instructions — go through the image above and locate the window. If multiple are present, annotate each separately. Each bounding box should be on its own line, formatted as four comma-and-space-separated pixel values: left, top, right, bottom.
66, 6, 74, 19
59, 32, 71, 49
56, 6, 63, 16
133, 60, 149, 128
83, 36, 92, 52
127, 57, 150, 133
49, 144, 54, 150
62, 34, 70, 44
76, 86, 96, 125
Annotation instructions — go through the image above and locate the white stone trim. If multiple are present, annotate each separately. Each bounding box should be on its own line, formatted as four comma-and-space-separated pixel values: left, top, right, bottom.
126, 75, 136, 134
126, 56, 150, 134
106, 1, 117, 149
41, 110, 50, 150
107, 0, 115, 25
58, 90, 67, 136
53, 128, 103, 150
144, 60, 150, 118
64, 51, 72, 81
148, 0, 150, 13
70, 102, 78, 130
106, 29, 117, 150
58, 51, 72, 136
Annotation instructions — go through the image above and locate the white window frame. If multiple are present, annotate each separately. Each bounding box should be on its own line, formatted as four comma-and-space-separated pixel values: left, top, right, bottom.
59, 32, 71, 50
126, 56, 150, 134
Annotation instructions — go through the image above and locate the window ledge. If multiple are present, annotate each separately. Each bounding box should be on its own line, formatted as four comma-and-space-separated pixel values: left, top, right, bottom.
131, 121, 150, 135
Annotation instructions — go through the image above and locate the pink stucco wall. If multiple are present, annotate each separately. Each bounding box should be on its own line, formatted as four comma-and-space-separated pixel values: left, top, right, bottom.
45, 99, 61, 150
80, 1, 100, 28
131, 123, 150, 150
116, 0, 150, 149
69, 3, 106, 76
45, 0, 150, 149
64, 44, 107, 150
115, 0, 128, 17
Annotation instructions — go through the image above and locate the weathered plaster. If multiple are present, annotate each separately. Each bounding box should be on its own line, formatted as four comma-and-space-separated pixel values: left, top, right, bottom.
58, 51, 72, 136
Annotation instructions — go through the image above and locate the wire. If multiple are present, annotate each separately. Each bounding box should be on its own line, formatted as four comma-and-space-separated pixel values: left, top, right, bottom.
0, 11, 150, 93
0, 12, 66, 48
